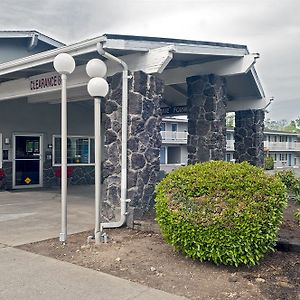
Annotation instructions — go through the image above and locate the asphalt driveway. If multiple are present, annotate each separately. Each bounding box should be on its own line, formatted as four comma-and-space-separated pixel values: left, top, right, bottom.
0, 186, 94, 246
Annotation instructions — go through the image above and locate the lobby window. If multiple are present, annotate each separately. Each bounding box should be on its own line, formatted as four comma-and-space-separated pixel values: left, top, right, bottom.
53, 136, 95, 166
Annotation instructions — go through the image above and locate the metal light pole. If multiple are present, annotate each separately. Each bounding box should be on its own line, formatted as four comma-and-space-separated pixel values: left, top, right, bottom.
86, 59, 109, 244
53, 53, 75, 243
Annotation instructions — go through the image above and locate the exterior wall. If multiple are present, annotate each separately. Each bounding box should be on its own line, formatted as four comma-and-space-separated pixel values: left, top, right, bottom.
234, 109, 265, 166
161, 118, 300, 170
103, 71, 163, 220
0, 98, 94, 189
186, 74, 227, 164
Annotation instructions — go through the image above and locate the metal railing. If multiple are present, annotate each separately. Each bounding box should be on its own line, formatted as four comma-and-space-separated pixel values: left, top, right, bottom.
161, 130, 300, 152
264, 141, 300, 151
161, 131, 188, 143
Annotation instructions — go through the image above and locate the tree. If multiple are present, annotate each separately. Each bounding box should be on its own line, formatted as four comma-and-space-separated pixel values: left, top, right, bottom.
226, 112, 235, 128
265, 118, 300, 133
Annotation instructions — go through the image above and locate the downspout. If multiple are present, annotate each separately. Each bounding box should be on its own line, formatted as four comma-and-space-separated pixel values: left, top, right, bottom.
28, 33, 39, 51
96, 42, 130, 231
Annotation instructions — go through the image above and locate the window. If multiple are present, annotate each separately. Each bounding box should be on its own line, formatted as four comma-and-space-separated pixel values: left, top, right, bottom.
53, 136, 95, 166
171, 123, 177, 132
279, 153, 288, 161
226, 153, 231, 162
161, 122, 166, 131
160, 147, 166, 164
279, 136, 287, 142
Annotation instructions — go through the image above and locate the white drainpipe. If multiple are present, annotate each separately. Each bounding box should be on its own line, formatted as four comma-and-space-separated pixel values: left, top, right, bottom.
96, 42, 130, 231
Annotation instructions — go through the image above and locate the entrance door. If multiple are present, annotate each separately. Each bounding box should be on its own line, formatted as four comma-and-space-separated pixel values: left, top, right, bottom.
13, 134, 43, 188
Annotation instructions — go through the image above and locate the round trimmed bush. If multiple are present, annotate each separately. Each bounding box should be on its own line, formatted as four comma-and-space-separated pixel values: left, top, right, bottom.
155, 161, 287, 266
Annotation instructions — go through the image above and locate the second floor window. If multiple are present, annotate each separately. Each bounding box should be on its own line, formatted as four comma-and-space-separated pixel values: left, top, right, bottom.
171, 124, 178, 132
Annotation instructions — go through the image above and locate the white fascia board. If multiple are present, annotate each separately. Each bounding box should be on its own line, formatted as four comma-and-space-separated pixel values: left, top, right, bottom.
0, 47, 174, 101
0, 31, 34, 38
162, 117, 187, 123
0, 36, 107, 76
106, 45, 174, 75
161, 54, 258, 85
104, 39, 247, 57
0, 64, 89, 101
0, 31, 64, 47
227, 97, 268, 112
249, 67, 265, 99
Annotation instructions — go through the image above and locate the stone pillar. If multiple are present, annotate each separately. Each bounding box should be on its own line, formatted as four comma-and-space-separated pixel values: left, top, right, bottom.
186, 74, 227, 164
234, 109, 265, 166
103, 71, 163, 220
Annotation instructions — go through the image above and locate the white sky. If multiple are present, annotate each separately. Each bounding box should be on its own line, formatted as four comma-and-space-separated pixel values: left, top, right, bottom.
1, 0, 299, 121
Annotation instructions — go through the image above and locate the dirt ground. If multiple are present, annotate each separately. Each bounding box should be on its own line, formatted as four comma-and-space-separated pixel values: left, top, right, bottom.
18, 200, 299, 300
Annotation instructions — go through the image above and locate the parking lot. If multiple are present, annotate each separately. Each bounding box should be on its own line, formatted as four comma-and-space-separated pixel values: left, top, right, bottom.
0, 186, 94, 246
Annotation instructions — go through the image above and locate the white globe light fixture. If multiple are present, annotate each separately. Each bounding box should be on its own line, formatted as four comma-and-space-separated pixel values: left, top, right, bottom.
87, 77, 109, 97
86, 59, 109, 244
53, 53, 76, 243
86, 59, 107, 78
54, 53, 75, 75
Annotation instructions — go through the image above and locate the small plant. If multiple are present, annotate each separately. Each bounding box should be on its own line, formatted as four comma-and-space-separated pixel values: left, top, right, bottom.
264, 156, 274, 170
294, 209, 300, 225
275, 170, 300, 204
155, 161, 287, 267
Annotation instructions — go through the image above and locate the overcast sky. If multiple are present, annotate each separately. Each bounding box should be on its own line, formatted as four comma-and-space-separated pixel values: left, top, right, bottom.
1, 0, 299, 121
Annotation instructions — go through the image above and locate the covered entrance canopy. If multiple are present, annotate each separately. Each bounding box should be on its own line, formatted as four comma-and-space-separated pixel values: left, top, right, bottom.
0, 34, 267, 220
0, 34, 266, 111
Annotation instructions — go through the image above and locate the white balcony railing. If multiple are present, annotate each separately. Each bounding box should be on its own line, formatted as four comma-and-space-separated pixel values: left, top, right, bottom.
264, 141, 300, 151
226, 140, 235, 151
161, 130, 300, 152
161, 131, 188, 143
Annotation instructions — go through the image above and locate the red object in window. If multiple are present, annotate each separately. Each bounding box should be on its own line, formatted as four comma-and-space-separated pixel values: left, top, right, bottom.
0, 168, 5, 179
54, 167, 74, 178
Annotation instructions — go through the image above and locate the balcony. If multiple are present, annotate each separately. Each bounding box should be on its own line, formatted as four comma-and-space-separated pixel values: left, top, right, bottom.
264, 141, 300, 151
226, 140, 235, 151
161, 130, 300, 152
161, 131, 187, 144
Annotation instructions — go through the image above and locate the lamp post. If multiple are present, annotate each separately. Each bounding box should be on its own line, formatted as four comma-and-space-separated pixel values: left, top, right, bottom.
53, 53, 76, 243
86, 59, 109, 244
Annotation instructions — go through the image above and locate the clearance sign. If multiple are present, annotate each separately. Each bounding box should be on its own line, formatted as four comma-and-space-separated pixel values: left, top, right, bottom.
30, 74, 62, 91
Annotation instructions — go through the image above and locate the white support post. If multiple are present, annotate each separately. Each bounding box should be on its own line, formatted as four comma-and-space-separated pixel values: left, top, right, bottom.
60, 73, 67, 243
94, 97, 102, 244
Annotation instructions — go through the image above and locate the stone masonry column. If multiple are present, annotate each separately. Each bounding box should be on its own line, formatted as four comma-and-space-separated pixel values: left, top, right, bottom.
186, 74, 227, 164
102, 71, 163, 221
234, 109, 265, 166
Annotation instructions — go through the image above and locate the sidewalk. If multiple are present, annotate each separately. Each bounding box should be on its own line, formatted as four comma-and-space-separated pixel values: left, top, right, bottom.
0, 246, 185, 300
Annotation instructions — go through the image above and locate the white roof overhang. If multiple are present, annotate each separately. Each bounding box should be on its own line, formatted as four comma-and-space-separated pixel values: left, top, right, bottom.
0, 34, 266, 111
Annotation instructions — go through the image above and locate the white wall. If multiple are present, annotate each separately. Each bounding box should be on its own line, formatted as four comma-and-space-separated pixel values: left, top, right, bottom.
0, 98, 94, 160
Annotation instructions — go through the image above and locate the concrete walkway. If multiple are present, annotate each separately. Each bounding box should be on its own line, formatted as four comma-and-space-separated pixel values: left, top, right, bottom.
0, 246, 185, 300
0, 187, 185, 299
0, 186, 94, 246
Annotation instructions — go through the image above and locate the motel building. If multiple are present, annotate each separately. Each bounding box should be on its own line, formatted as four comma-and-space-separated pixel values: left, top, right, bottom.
160, 117, 300, 171
0, 30, 268, 221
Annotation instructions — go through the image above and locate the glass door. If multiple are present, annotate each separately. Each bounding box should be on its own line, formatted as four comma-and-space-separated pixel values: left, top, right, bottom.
13, 134, 43, 188
0, 133, 2, 169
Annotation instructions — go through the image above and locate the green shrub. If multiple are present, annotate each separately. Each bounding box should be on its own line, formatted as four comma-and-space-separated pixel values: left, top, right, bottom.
275, 170, 300, 204
295, 209, 300, 225
264, 156, 274, 170
155, 161, 287, 267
